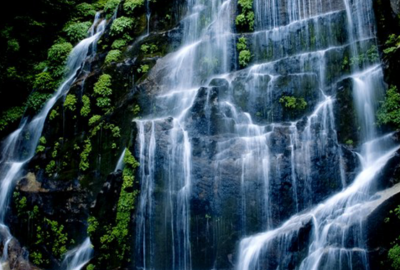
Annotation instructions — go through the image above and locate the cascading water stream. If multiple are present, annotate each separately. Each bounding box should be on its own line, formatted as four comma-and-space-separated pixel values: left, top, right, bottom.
236, 0, 397, 269
61, 238, 93, 270
0, 13, 106, 269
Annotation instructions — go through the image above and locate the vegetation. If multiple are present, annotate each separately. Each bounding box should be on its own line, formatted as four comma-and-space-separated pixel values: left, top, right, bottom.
13, 192, 72, 267
64, 94, 77, 111
80, 139, 92, 171
384, 34, 400, 56
110, 17, 135, 37
111, 39, 127, 50
81, 95, 91, 117
377, 86, 400, 129
0, 106, 25, 131
105, 50, 122, 65
137, 64, 150, 74
64, 21, 92, 44
94, 74, 113, 110
48, 42, 73, 78
387, 205, 400, 269
104, 0, 121, 18
236, 0, 255, 31
123, 0, 145, 15
237, 36, 251, 67
279, 95, 307, 110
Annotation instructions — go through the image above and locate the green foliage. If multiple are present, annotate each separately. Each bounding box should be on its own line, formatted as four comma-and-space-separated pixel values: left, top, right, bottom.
64, 21, 92, 44
377, 86, 400, 129
80, 139, 92, 171
33, 72, 55, 92
0, 106, 25, 131
89, 115, 102, 126
237, 36, 251, 67
88, 216, 99, 237
104, 0, 121, 18
94, 74, 113, 110
384, 34, 400, 56
110, 17, 135, 37
7, 39, 20, 52
123, 0, 144, 15
137, 64, 150, 74
132, 104, 140, 116
81, 95, 91, 117
389, 245, 400, 270
36, 136, 47, 153
76, 3, 97, 19
45, 160, 56, 175
30, 251, 47, 266
141, 43, 158, 55
236, 0, 254, 31
50, 108, 60, 120
111, 39, 127, 50
105, 50, 122, 65
279, 96, 308, 110
64, 94, 77, 111
27, 92, 52, 112
239, 50, 251, 67
387, 205, 400, 269
86, 264, 95, 270
48, 42, 73, 78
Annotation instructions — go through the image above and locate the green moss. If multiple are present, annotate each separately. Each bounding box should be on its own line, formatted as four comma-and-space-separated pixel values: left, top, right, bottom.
64, 94, 77, 111
45, 160, 56, 175
237, 36, 251, 68
105, 50, 122, 65
88, 216, 99, 237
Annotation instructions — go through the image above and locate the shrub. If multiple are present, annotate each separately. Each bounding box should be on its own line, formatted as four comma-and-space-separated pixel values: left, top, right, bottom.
111, 39, 127, 50
0, 106, 25, 131
64, 21, 92, 44
64, 94, 77, 111
236, 0, 255, 31
123, 0, 145, 14
76, 3, 97, 19
377, 86, 400, 129
239, 50, 251, 67
27, 92, 52, 111
105, 50, 121, 65
110, 17, 135, 37
81, 95, 91, 117
49, 108, 59, 120
33, 72, 55, 92
94, 74, 113, 109
48, 42, 73, 78
104, 0, 121, 18
141, 43, 158, 54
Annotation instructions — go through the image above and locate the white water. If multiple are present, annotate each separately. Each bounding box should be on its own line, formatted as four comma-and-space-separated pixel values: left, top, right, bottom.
0, 13, 106, 268
62, 238, 93, 270
236, 0, 396, 269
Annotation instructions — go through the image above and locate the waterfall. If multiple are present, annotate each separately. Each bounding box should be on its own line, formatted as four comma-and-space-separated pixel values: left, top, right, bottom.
236, 0, 397, 269
0, 12, 106, 268
135, 0, 398, 269
61, 238, 93, 270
